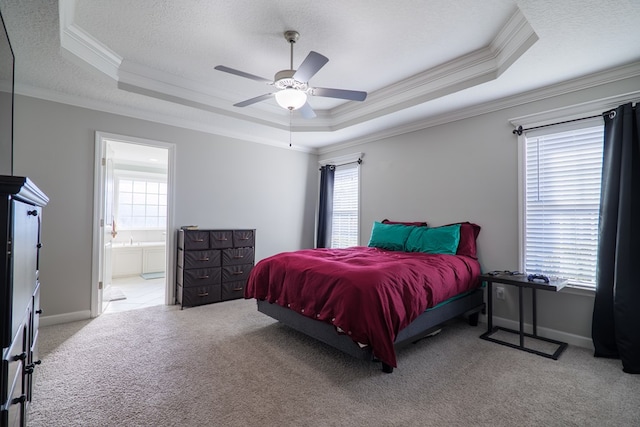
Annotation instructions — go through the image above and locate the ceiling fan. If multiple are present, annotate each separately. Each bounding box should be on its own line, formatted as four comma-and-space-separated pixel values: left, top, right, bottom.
214, 30, 367, 119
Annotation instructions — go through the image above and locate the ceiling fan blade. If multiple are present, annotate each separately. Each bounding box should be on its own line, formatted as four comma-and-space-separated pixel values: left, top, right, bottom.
298, 102, 316, 119
233, 93, 273, 107
293, 51, 329, 82
214, 65, 272, 84
312, 87, 367, 101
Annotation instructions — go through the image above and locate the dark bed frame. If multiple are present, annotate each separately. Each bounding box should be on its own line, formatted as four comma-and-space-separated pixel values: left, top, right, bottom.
256, 287, 485, 373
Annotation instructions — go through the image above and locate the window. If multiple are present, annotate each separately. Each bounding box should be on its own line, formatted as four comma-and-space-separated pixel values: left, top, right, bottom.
116, 176, 167, 229
330, 163, 359, 248
521, 121, 604, 289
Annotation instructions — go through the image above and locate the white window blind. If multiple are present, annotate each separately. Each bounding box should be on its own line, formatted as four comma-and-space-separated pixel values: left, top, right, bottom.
331, 163, 359, 248
523, 123, 604, 288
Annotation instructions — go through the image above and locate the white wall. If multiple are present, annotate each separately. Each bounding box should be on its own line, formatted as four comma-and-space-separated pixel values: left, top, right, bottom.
12, 95, 317, 319
320, 75, 640, 348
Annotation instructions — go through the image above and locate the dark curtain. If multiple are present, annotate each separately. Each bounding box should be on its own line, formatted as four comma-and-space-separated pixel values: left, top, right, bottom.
592, 102, 640, 374
316, 165, 335, 248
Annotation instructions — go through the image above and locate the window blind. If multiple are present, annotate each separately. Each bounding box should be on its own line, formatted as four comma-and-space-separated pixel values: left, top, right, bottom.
331, 163, 359, 248
524, 124, 603, 288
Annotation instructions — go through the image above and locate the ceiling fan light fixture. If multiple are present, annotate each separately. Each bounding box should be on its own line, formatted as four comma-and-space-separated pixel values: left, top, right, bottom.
275, 88, 307, 110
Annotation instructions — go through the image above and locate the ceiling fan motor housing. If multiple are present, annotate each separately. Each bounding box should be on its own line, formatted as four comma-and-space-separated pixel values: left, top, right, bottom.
273, 69, 308, 91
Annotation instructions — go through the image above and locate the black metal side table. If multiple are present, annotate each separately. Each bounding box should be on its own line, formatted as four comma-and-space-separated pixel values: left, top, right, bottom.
479, 272, 569, 360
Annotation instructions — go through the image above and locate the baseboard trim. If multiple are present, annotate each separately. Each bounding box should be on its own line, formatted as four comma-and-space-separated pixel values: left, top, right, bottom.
479, 314, 594, 351
40, 310, 92, 327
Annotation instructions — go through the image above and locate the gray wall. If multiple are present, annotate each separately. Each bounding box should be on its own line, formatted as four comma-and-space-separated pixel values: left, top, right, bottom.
12, 95, 317, 318
320, 75, 640, 348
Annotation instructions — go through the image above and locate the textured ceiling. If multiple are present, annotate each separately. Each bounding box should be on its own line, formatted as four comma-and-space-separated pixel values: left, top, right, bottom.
1, 0, 640, 153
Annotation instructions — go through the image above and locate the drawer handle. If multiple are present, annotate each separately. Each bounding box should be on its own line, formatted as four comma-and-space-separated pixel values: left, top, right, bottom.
232, 271, 244, 275
232, 287, 243, 291
198, 257, 210, 261
198, 275, 210, 279
13, 351, 27, 362
11, 395, 26, 405
233, 255, 244, 259
239, 237, 250, 240
197, 292, 209, 297
194, 238, 205, 242
215, 237, 228, 241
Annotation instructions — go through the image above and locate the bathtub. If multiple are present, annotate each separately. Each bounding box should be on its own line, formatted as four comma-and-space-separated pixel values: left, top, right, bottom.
111, 241, 166, 278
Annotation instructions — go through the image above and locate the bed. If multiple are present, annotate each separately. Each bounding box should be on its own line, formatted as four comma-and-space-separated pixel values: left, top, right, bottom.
244, 221, 484, 373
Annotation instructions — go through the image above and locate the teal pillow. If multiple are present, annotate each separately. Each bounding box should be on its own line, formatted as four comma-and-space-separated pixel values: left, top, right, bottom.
367, 222, 413, 251
405, 224, 461, 255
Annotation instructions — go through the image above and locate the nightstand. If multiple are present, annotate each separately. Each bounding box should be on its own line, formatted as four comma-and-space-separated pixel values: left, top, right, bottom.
479, 272, 569, 359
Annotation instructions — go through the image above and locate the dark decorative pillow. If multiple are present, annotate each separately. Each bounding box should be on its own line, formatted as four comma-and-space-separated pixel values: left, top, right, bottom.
382, 219, 428, 227
443, 222, 481, 258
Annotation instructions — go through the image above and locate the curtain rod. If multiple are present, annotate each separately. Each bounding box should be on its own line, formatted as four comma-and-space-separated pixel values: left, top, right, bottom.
512, 110, 616, 136
318, 158, 362, 171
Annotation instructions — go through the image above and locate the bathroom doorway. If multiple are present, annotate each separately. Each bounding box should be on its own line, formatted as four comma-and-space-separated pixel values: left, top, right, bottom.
92, 132, 175, 317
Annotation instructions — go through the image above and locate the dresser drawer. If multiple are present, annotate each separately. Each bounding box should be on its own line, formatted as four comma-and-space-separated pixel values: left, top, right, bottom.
179, 284, 222, 307
180, 249, 221, 269
181, 231, 209, 250
222, 264, 253, 283
233, 229, 254, 247
222, 280, 246, 301
179, 267, 221, 287
222, 247, 254, 266
209, 230, 233, 248
181, 230, 209, 250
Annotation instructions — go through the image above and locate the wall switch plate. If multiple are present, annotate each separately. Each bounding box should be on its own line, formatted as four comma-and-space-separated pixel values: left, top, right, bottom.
496, 286, 505, 300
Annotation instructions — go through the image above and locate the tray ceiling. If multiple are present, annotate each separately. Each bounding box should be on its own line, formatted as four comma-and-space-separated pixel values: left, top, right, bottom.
2, 0, 640, 152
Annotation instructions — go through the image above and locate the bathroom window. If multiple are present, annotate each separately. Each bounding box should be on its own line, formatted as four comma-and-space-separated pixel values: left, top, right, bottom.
116, 177, 167, 229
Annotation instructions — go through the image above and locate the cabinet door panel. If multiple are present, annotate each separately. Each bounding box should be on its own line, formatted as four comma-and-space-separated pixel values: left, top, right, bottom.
10, 202, 39, 342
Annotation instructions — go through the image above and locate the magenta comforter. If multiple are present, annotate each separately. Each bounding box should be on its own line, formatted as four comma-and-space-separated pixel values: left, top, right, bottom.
245, 246, 481, 367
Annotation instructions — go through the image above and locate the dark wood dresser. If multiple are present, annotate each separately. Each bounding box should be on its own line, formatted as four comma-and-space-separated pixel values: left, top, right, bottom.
0, 176, 48, 427
177, 229, 255, 308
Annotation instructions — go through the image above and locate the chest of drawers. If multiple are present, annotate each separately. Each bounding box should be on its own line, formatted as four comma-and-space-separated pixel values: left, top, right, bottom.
176, 229, 254, 308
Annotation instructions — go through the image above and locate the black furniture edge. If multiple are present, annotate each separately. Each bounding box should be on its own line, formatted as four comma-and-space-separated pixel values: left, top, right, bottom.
0, 176, 49, 207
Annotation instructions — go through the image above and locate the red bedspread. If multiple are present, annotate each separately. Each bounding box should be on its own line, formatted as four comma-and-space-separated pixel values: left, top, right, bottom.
245, 246, 481, 367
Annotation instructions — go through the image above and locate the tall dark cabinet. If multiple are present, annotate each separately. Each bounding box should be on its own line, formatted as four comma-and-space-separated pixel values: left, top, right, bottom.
0, 176, 48, 427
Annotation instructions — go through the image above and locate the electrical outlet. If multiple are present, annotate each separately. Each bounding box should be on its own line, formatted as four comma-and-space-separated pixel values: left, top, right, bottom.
496, 286, 505, 300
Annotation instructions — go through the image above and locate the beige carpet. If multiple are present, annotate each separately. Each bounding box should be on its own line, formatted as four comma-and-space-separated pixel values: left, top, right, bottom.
29, 299, 640, 427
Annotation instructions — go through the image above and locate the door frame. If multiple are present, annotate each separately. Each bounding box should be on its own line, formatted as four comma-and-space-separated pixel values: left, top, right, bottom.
90, 131, 176, 317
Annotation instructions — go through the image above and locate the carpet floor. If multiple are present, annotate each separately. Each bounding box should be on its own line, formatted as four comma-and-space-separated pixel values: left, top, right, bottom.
28, 299, 640, 426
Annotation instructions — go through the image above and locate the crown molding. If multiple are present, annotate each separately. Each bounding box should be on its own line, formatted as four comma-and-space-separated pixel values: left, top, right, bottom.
14, 83, 315, 154
59, 4, 536, 134
43, 3, 640, 155
318, 61, 640, 154
59, 1, 121, 80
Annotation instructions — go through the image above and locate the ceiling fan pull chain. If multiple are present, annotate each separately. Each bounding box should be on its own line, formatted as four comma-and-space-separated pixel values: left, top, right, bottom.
289, 111, 293, 147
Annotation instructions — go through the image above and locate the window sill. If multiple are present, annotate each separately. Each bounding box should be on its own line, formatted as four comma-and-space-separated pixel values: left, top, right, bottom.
561, 284, 595, 298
